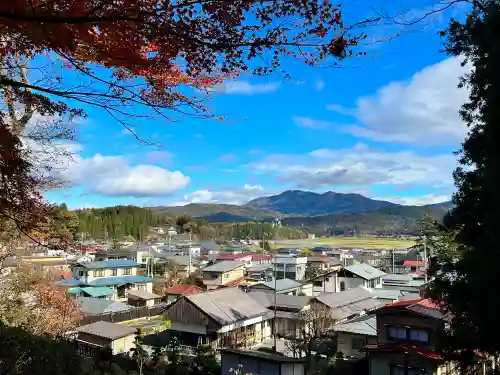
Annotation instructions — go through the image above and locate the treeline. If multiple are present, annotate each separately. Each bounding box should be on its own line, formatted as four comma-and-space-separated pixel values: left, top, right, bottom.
74, 206, 171, 241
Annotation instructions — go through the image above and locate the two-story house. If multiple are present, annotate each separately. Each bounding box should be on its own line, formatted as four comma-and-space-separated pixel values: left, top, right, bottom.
338, 264, 386, 290
61, 260, 153, 300
164, 287, 272, 349
202, 260, 246, 290
364, 298, 456, 375
272, 254, 307, 281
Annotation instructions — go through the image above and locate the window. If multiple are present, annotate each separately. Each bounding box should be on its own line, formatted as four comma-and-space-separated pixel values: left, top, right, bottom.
95, 270, 105, 277
313, 281, 323, 287
224, 273, 229, 278
351, 338, 365, 350
410, 329, 429, 343
112, 269, 118, 276
390, 365, 425, 375
388, 326, 407, 340
79, 270, 85, 277
124, 268, 132, 275
340, 281, 346, 291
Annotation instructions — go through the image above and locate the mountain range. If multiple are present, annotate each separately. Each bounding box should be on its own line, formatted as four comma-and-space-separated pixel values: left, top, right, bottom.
152, 190, 453, 234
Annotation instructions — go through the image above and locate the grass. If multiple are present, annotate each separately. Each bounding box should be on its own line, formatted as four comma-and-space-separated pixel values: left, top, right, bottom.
314, 236, 415, 249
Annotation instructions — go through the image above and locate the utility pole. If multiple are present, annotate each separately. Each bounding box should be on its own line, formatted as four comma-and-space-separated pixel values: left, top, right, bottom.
188, 231, 192, 276
272, 251, 277, 353
392, 249, 395, 273
423, 235, 428, 284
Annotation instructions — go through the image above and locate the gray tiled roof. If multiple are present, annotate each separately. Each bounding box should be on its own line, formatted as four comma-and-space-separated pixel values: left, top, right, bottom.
186, 287, 269, 325
75, 297, 130, 315
258, 278, 302, 292
248, 291, 311, 311
332, 314, 377, 336
371, 288, 419, 301
316, 287, 374, 309
127, 290, 161, 300
344, 264, 386, 280
329, 298, 384, 321
202, 260, 244, 273
77, 321, 136, 340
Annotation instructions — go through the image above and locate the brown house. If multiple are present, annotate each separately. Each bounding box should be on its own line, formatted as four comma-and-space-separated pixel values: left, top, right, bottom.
364, 299, 485, 375
163, 287, 272, 349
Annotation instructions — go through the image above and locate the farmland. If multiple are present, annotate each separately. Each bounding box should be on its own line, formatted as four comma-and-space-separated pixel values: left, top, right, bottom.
272, 236, 416, 249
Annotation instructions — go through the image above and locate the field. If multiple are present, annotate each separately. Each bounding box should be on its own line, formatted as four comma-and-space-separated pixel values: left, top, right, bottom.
273, 236, 416, 249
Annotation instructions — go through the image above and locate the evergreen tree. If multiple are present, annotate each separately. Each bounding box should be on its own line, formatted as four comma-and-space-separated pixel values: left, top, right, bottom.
428, 1, 500, 369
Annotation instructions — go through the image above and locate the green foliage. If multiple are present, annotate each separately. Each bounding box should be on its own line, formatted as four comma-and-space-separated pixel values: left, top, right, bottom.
304, 266, 323, 280
191, 345, 220, 375
427, 1, 500, 370
75, 205, 168, 241
175, 215, 191, 233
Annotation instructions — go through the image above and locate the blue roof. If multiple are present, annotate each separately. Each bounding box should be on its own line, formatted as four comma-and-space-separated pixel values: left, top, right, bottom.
87, 275, 152, 286
80, 286, 116, 297
58, 277, 82, 287
75, 260, 140, 270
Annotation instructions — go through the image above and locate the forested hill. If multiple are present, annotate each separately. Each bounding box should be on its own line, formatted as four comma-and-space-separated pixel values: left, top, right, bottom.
74, 206, 169, 240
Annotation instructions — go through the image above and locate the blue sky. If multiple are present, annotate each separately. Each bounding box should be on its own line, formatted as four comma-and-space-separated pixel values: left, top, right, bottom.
44, 3, 470, 209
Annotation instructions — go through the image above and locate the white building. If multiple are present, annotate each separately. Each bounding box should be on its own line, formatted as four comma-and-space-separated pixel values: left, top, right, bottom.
272, 254, 307, 281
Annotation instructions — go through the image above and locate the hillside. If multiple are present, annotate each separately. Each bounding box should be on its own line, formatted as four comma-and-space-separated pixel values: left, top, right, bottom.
151, 203, 276, 220
281, 205, 444, 236
244, 190, 399, 216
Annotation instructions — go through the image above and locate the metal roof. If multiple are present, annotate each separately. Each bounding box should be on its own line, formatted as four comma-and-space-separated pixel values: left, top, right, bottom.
87, 275, 152, 287
77, 321, 136, 340
257, 278, 302, 292
316, 287, 375, 309
202, 260, 244, 273
186, 287, 269, 326
371, 288, 419, 301
76, 260, 140, 270
332, 314, 377, 336
344, 264, 386, 280
127, 290, 161, 300
248, 291, 311, 311
79, 286, 115, 297
75, 297, 130, 315
329, 299, 384, 321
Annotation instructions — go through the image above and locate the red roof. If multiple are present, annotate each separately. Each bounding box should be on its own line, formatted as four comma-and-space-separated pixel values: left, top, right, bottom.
216, 253, 252, 261
61, 272, 73, 280
404, 260, 425, 267
165, 284, 203, 296
221, 276, 248, 287
364, 343, 442, 360
251, 254, 272, 261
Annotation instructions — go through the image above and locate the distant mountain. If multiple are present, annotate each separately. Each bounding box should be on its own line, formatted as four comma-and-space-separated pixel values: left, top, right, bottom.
425, 201, 454, 213
151, 203, 275, 220
281, 205, 445, 236
198, 212, 253, 223
244, 190, 399, 216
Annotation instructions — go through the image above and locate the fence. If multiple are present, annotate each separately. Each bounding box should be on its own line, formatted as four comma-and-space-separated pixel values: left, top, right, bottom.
80, 304, 166, 326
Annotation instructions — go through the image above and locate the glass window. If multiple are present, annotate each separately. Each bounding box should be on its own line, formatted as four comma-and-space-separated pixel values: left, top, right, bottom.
313, 281, 323, 287
112, 269, 118, 276
95, 270, 104, 277
388, 326, 407, 339
125, 268, 132, 275
410, 329, 429, 343
340, 281, 346, 291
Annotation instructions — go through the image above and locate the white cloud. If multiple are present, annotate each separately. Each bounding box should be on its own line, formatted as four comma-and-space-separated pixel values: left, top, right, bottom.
221, 81, 280, 95
314, 78, 325, 91
293, 116, 333, 130
374, 194, 451, 206
329, 57, 470, 145
251, 143, 456, 190
177, 184, 268, 205
58, 153, 190, 197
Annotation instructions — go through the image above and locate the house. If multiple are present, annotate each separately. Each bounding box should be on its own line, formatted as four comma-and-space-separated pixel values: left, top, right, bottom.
331, 314, 377, 359
61, 260, 153, 300
364, 298, 459, 375
165, 284, 204, 304
164, 255, 198, 278
337, 264, 386, 290
248, 290, 312, 339
248, 278, 304, 296
315, 287, 384, 323
370, 288, 420, 303
311, 247, 330, 256
221, 348, 306, 375
202, 261, 246, 290
93, 249, 137, 262
176, 243, 202, 257
69, 286, 116, 299
309, 267, 344, 296
127, 290, 163, 307
247, 264, 273, 282
381, 274, 425, 294
163, 287, 272, 349
272, 254, 307, 281
403, 260, 426, 273
200, 240, 218, 255
75, 297, 130, 315
75, 321, 137, 355
307, 256, 342, 271
276, 248, 302, 256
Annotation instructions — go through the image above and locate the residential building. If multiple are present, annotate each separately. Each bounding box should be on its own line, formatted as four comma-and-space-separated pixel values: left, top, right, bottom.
202, 261, 246, 290
165, 284, 204, 304
127, 290, 163, 307
92, 249, 137, 262
221, 348, 306, 375
315, 287, 384, 323
165, 255, 198, 278
364, 299, 466, 375
247, 264, 273, 282
337, 264, 386, 290
74, 297, 130, 315
311, 247, 330, 256
248, 290, 312, 339
403, 260, 426, 273
276, 248, 302, 256
163, 287, 272, 348
248, 278, 304, 296
307, 256, 342, 271
272, 254, 307, 281
331, 314, 377, 359
381, 274, 425, 294
75, 321, 137, 355
61, 260, 153, 299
